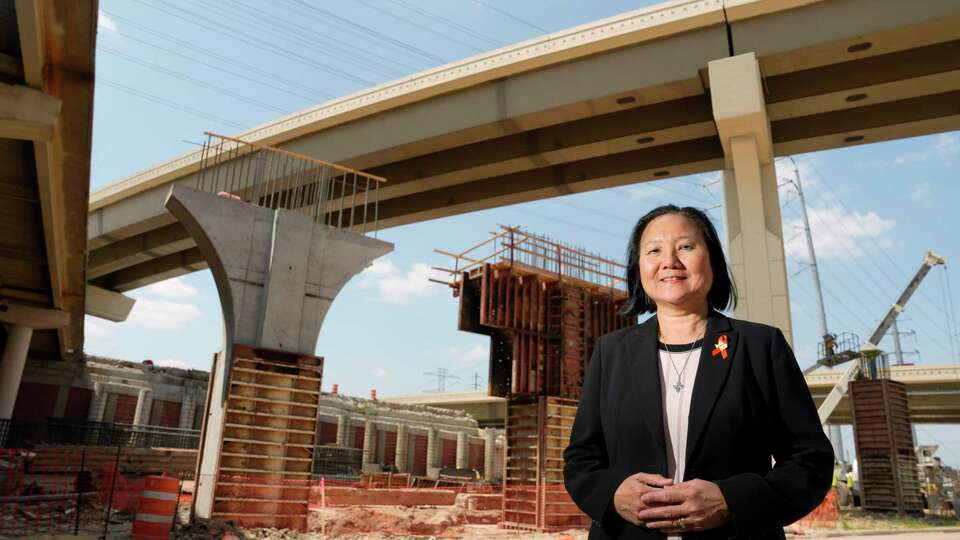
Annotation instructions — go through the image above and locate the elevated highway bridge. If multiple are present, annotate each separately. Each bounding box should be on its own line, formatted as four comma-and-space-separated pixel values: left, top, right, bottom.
387, 364, 960, 426
87, 0, 960, 347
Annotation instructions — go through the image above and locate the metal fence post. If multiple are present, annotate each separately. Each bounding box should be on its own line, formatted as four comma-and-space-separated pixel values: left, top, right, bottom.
102, 445, 121, 538
74, 448, 86, 534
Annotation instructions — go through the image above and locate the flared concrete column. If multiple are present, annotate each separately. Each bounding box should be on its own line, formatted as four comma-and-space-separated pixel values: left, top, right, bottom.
483, 428, 497, 482
455, 431, 468, 469
165, 185, 394, 362
395, 424, 408, 473
709, 52, 793, 345
0, 325, 33, 420
133, 388, 152, 426
336, 414, 349, 446
165, 186, 393, 518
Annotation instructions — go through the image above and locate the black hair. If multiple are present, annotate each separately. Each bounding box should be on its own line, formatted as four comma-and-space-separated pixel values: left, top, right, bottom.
620, 204, 737, 316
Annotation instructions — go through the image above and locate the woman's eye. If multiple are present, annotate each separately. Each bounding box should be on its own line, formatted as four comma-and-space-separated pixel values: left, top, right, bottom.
647, 248, 659, 254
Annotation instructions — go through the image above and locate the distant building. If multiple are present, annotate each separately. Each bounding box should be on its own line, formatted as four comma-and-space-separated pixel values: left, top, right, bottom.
13, 356, 503, 481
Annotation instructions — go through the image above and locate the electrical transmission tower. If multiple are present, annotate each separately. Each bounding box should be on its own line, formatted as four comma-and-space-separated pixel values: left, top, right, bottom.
470, 372, 483, 390
424, 368, 459, 393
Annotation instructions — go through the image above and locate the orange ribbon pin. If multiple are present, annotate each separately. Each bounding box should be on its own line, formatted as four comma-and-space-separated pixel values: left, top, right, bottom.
712, 335, 729, 360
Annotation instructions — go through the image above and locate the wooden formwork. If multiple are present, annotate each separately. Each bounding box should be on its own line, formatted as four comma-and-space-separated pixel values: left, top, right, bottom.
502, 396, 590, 531
850, 379, 923, 514
209, 344, 323, 530
463, 262, 630, 398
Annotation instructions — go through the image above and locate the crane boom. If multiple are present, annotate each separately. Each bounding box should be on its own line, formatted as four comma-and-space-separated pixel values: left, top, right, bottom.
813, 251, 946, 424
862, 251, 946, 349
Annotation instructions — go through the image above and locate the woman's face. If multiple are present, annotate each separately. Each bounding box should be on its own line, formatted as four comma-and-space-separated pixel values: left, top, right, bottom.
637, 213, 714, 312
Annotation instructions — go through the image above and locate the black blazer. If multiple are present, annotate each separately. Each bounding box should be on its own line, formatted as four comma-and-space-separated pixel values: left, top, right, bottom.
563, 311, 833, 540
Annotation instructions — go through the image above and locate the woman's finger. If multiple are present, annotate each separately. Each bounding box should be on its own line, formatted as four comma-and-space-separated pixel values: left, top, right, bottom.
635, 472, 673, 486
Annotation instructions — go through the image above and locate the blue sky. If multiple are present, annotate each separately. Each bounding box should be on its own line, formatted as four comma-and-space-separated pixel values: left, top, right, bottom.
86, 1, 960, 466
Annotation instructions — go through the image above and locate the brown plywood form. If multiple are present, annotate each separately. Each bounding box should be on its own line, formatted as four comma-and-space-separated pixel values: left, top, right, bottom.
502, 396, 590, 531
436, 226, 632, 400
850, 379, 923, 514
209, 344, 323, 531
438, 228, 632, 531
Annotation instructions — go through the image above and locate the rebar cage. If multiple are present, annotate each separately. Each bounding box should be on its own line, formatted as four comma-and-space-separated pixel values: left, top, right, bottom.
195, 132, 386, 235
434, 225, 626, 292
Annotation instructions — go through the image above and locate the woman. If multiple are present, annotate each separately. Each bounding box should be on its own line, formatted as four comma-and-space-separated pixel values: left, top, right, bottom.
563, 205, 833, 540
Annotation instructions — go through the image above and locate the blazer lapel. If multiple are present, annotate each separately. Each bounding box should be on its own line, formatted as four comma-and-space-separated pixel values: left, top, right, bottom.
622, 316, 668, 476
685, 312, 737, 468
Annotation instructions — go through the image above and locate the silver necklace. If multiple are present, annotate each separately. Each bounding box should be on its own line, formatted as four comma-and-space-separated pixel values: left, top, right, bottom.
662, 335, 702, 393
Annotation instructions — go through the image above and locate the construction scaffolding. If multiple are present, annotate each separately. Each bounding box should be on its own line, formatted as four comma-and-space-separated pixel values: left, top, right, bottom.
436, 226, 633, 531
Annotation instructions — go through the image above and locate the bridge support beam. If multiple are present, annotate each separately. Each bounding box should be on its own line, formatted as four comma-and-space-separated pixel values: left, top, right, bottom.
709, 52, 793, 346
165, 186, 393, 520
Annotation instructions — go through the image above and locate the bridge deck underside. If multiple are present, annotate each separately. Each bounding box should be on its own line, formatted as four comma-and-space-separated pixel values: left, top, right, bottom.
86, 2, 960, 292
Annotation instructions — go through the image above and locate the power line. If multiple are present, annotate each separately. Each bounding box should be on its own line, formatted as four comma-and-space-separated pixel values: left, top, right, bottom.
799, 174, 955, 343
510, 207, 625, 242
100, 10, 332, 98
131, 0, 378, 86
386, 0, 504, 49
98, 78, 246, 129
787, 193, 957, 358
282, 0, 449, 65
102, 29, 319, 104
424, 368, 460, 393
211, 0, 416, 78
98, 46, 292, 115
470, 0, 549, 34
354, 0, 488, 54
806, 160, 951, 318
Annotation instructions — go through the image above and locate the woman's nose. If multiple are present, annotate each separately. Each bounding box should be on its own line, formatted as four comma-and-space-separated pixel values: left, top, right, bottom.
661, 250, 681, 268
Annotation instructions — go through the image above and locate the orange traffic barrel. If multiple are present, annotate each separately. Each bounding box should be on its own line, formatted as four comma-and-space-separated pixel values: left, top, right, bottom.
131, 475, 180, 539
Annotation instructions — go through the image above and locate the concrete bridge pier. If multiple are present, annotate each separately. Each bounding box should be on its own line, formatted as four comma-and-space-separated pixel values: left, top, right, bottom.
164, 185, 393, 519
0, 304, 69, 421
709, 52, 793, 346
709, 52, 846, 462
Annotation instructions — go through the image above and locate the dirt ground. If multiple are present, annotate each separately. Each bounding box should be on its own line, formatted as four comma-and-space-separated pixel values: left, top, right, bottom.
170, 506, 959, 540
173, 506, 587, 539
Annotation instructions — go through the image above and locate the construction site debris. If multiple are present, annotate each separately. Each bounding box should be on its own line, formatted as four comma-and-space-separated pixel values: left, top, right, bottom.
174, 518, 246, 539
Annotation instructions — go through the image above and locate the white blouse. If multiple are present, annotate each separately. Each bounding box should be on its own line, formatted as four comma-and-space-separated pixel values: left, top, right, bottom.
657, 342, 702, 540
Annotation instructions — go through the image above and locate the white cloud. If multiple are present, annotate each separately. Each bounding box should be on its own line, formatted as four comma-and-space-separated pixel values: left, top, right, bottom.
118, 277, 203, 331
135, 277, 198, 300
372, 368, 388, 378
98, 11, 118, 32
448, 344, 489, 365
359, 258, 447, 303
895, 134, 960, 164
84, 316, 114, 345
783, 206, 895, 259
910, 182, 931, 202
126, 298, 202, 331
154, 358, 191, 370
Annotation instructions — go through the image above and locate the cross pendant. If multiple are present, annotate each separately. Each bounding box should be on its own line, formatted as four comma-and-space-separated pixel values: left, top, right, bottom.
673, 381, 684, 393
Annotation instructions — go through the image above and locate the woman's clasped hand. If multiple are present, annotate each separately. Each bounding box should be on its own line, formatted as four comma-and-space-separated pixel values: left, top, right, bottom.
614, 473, 730, 533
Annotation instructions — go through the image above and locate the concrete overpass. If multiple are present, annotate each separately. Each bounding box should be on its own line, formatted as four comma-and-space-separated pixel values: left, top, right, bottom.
86, 0, 960, 343
808, 364, 960, 424
1, 0, 104, 420
387, 364, 960, 426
